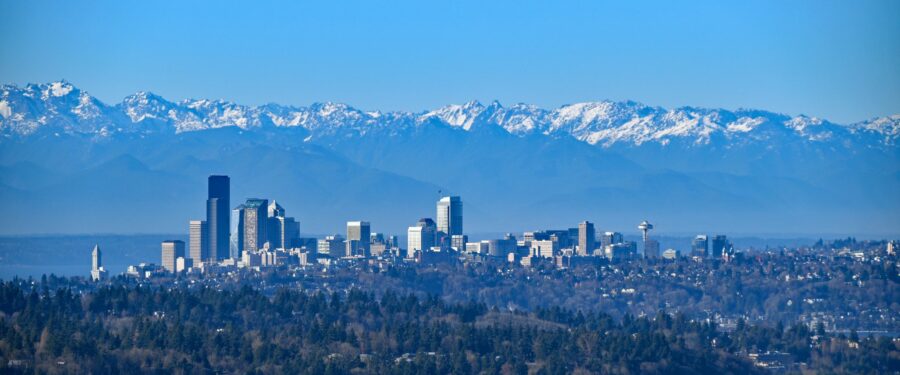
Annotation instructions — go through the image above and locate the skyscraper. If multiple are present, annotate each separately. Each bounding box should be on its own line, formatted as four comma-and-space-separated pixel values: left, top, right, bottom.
346, 221, 371, 257
241, 199, 269, 254
230, 207, 243, 259
578, 221, 595, 256
189, 220, 208, 263
90, 244, 106, 281
436, 196, 463, 246
266, 200, 300, 250
407, 226, 425, 258
161, 240, 185, 273
206, 175, 230, 262
711, 235, 729, 259
267, 201, 284, 249
282, 218, 300, 248
692, 235, 709, 257
407, 218, 437, 258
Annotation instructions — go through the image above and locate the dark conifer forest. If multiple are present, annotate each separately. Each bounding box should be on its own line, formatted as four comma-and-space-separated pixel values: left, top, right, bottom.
0, 281, 896, 374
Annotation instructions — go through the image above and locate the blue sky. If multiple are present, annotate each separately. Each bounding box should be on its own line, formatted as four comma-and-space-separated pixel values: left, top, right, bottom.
1, 0, 897, 123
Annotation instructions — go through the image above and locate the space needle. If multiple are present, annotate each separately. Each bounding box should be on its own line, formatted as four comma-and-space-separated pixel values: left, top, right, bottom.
638, 220, 654, 242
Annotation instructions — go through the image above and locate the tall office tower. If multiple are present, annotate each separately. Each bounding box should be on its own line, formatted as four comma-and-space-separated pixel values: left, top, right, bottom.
90, 244, 107, 281
264, 200, 300, 250
691, 235, 709, 257
346, 221, 371, 256
161, 240, 185, 273
417, 218, 437, 244
577, 221, 595, 256
644, 239, 660, 258
206, 175, 230, 262
189, 220, 208, 263
436, 196, 463, 239
711, 235, 729, 259
408, 220, 436, 258
267, 201, 284, 249
282, 217, 300, 248
241, 198, 269, 254
407, 226, 424, 258
230, 207, 243, 259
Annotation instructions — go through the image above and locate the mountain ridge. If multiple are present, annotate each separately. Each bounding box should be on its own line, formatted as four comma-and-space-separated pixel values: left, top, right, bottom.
2, 81, 897, 148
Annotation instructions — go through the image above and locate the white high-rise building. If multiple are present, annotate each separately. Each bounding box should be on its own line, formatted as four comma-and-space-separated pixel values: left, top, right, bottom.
436, 196, 463, 238
407, 218, 437, 258
161, 240, 185, 273
407, 226, 424, 258
189, 220, 208, 263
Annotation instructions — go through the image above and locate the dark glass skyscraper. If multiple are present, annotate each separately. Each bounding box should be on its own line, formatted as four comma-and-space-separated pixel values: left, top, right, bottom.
711, 235, 729, 259
206, 175, 230, 261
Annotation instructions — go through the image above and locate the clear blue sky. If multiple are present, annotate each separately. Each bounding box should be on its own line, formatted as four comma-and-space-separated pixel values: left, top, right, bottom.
1, 0, 897, 123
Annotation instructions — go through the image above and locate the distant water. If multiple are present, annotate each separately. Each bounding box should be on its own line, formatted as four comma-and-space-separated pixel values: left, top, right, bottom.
0, 234, 185, 279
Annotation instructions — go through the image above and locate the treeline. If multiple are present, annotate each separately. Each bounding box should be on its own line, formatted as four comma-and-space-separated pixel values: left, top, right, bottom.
0, 282, 896, 374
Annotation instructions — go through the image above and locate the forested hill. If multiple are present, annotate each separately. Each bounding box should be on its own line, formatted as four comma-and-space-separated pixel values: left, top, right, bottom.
0, 282, 897, 374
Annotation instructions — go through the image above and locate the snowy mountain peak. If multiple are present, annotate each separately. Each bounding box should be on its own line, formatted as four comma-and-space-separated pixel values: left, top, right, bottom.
46, 80, 75, 98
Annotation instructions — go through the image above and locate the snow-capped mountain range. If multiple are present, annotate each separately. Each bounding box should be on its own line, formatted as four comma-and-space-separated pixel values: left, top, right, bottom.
2, 81, 897, 148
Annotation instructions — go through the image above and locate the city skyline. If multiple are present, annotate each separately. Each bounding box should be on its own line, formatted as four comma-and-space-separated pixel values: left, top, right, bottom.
152, 174, 740, 275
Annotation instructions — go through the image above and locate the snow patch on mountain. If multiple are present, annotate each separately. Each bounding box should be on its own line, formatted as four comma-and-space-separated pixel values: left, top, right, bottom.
423, 100, 486, 130
0, 100, 11, 118
46, 81, 74, 98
